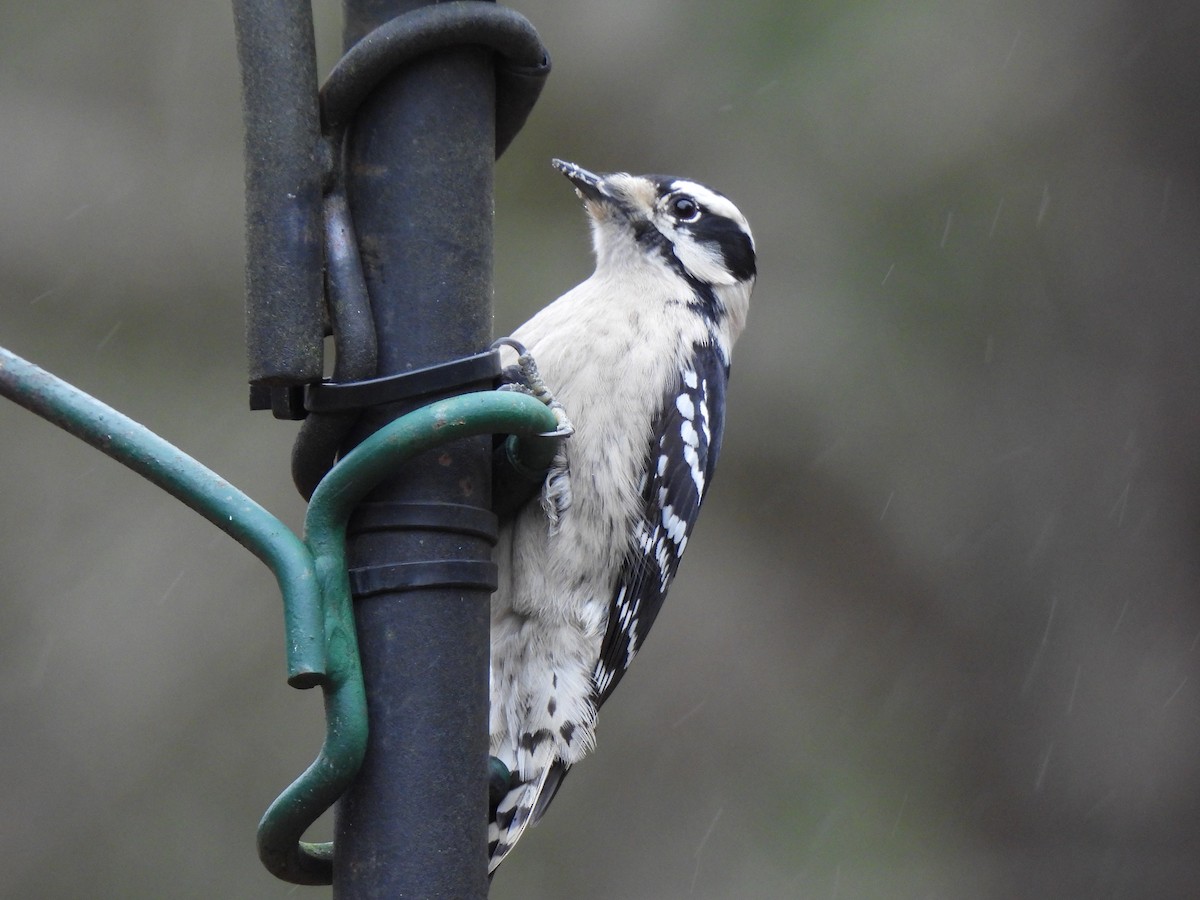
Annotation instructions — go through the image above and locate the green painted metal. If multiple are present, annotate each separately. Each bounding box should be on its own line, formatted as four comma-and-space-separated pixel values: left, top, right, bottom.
260, 390, 561, 884
0, 345, 561, 886
0, 346, 326, 684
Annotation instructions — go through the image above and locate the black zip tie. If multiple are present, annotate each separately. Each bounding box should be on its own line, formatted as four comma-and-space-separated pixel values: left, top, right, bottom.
304, 349, 501, 414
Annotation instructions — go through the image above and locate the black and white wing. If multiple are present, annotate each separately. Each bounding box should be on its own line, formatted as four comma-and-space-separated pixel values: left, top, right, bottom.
593, 340, 729, 705
525, 340, 730, 828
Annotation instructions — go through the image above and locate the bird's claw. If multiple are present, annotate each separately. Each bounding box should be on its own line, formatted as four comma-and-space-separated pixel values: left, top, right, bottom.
493, 337, 575, 438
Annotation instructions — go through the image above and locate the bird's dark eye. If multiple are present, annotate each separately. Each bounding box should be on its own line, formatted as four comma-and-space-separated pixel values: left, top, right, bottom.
670, 196, 701, 222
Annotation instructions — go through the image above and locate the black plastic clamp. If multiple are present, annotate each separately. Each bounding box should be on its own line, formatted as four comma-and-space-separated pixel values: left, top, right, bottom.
347, 501, 500, 597
304, 349, 501, 415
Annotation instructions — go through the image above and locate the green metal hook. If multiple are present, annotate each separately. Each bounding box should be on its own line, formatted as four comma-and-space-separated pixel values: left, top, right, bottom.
0, 347, 326, 684
258, 390, 561, 884
0, 346, 561, 887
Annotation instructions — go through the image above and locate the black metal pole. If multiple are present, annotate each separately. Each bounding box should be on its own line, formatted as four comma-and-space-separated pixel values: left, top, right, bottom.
333, 1, 496, 896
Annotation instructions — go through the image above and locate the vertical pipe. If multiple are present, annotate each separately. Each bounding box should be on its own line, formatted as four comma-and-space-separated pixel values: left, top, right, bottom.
232, 0, 325, 396
333, 1, 495, 896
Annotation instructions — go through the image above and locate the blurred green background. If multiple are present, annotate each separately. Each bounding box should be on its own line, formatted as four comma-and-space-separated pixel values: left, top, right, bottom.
3, 1, 1199, 897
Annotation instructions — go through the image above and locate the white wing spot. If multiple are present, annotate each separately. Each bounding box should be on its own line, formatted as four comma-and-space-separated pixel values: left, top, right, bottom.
680, 419, 699, 448
662, 503, 688, 547
676, 392, 695, 420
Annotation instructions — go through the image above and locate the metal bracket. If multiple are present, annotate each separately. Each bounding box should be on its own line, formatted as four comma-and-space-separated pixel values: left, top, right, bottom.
0, 345, 563, 887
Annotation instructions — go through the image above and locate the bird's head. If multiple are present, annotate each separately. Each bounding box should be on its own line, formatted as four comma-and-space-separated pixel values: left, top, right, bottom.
553, 159, 755, 332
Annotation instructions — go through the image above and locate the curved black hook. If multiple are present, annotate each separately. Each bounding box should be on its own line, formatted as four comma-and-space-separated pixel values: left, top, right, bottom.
320, 0, 550, 154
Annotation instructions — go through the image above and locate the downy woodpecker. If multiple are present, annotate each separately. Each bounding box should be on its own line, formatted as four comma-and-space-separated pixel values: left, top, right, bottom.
489, 159, 756, 871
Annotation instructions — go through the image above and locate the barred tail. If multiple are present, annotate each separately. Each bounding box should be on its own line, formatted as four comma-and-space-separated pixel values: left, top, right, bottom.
488, 765, 552, 873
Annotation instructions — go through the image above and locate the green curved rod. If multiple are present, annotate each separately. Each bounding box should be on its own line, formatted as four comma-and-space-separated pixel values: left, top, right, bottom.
0, 345, 560, 887
0, 346, 326, 684
258, 390, 560, 884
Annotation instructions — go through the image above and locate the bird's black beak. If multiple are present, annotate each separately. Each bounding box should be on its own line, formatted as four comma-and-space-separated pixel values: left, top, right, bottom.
552, 159, 608, 204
